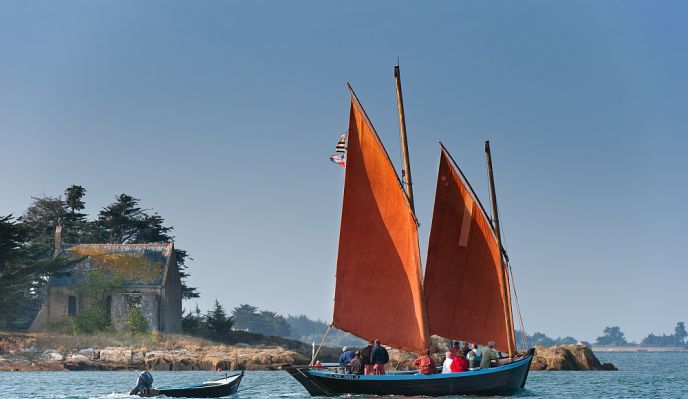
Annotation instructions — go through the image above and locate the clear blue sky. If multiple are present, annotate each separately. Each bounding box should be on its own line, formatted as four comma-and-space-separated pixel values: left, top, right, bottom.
1, 1, 686, 343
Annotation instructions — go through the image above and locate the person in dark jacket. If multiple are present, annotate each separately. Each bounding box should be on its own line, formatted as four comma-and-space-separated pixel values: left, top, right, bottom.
360, 341, 374, 375
370, 339, 389, 375
339, 346, 355, 368
347, 351, 364, 375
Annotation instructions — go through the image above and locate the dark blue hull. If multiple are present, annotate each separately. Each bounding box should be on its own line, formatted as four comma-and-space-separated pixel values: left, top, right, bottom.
284, 353, 533, 397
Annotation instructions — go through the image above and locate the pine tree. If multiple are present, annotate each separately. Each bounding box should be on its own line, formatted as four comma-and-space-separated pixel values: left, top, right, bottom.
0, 215, 75, 329
96, 194, 198, 298
205, 299, 233, 337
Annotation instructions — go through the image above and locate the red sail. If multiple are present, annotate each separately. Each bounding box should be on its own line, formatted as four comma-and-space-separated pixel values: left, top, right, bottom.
332, 91, 430, 354
424, 147, 515, 354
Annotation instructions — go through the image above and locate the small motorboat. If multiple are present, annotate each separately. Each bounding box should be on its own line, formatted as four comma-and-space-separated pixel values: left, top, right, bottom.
144, 371, 243, 398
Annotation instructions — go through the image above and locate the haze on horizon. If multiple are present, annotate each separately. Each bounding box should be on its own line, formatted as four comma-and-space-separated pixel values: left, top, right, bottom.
1, 1, 686, 344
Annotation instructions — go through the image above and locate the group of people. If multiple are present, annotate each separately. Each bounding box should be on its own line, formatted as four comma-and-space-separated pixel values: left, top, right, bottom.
414, 340, 500, 375
337, 339, 500, 376
338, 339, 390, 375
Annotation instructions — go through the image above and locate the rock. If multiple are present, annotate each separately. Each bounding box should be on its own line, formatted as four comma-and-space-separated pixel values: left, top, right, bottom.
67, 354, 90, 362
132, 351, 145, 366
0, 356, 65, 371
531, 344, 616, 371
99, 347, 132, 364
64, 357, 133, 371
77, 348, 99, 360
40, 349, 65, 361
601, 362, 618, 371
23, 343, 39, 353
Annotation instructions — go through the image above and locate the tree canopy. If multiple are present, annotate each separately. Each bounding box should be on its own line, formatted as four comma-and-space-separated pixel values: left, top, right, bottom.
231, 304, 291, 337
595, 326, 628, 346
640, 322, 687, 347
181, 300, 233, 340
20, 188, 198, 299
0, 214, 76, 330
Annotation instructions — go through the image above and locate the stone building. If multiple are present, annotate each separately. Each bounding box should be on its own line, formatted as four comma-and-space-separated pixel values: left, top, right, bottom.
31, 242, 182, 333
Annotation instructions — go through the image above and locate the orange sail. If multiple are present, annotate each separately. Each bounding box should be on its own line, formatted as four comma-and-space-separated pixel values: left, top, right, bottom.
424, 147, 516, 355
332, 88, 430, 354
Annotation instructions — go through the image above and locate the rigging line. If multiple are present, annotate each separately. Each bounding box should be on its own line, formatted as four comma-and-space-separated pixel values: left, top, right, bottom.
508, 262, 528, 350
310, 324, 333, 366
491, 184, 526, 350
495, 200, 527, 350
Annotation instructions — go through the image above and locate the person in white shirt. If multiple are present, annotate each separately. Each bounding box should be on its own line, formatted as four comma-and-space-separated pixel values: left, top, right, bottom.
441, 351, 454, 374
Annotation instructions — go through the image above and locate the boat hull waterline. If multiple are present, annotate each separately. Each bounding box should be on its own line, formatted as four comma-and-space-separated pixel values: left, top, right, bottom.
284, 354, 533, 397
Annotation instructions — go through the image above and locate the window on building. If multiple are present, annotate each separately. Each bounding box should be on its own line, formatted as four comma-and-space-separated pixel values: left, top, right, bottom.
68, 296, 77, 316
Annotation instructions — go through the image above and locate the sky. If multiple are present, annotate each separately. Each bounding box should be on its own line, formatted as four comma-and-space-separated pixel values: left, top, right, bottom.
1, 1, 686, 343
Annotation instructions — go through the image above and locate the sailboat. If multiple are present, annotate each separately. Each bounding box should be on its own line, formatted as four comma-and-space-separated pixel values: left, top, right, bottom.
284, 68, 534, 396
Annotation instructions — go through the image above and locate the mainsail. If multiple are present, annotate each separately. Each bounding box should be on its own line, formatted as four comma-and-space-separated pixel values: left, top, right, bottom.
424, 146, 516, 355
332, 87, 430, 354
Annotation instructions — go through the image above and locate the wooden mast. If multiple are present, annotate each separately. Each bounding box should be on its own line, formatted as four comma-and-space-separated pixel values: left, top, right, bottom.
485, 140, 516, 357
394, 65, 415, 213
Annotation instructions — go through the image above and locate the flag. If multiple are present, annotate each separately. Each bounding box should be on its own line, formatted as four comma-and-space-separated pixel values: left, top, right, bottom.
330, 132, 348, 167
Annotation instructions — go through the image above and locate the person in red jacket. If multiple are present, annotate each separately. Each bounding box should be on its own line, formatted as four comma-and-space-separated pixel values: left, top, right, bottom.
450, 350, 468, 372
414, 349, 437, 375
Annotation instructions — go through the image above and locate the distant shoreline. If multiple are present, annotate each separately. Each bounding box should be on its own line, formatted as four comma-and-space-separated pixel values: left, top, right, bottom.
592, 346, 687, 353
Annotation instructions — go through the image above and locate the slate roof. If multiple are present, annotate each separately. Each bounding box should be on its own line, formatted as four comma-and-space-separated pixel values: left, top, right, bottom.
50, 243, 174, 288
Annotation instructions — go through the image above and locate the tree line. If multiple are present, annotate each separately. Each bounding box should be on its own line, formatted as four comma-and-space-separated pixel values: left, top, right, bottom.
594, 323, 687, 347
516, 322, 688, 348
181, 300, 688, 350
0, 185, 197, 330
182, 302, 364, 347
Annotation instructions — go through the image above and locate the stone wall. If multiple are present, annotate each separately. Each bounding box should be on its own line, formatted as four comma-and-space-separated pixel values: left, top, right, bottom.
111, 292, 159, 331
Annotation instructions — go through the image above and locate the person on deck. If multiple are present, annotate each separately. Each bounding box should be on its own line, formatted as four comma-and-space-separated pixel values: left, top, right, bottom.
461, 341, 470, 356
347, 351, 364, 375
129, 371, 153, 396
451, 350, 468, 372
361, 341, 374, 375
414, 349, 437, 375
449, 341, 460, 357
339, 346, 355, 368
370, 339, 389, 375
480, 341, 498, 369
466, 344, 482, 371
441, 351, 454, 374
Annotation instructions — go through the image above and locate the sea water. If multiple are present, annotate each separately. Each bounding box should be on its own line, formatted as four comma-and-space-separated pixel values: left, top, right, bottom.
0, 352, 685, 398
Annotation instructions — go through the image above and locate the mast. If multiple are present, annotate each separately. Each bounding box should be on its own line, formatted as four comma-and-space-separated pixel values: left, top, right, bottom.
394, 65, 415, 213
485, 140, 516, 357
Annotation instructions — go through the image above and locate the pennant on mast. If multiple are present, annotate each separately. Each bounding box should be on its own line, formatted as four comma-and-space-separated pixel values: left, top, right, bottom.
332, 88, 430, 354
329, 132, 348, 167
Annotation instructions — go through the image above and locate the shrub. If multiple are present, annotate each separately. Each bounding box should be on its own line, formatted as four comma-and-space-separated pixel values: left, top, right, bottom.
72, 307, 109, 334
126, 308, 148, 333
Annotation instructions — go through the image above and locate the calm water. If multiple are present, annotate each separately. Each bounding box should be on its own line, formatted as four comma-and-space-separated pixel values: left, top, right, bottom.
0, 352, 685, 398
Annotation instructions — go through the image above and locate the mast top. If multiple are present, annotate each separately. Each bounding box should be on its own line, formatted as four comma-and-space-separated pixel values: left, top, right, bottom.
394, 65, 415, 213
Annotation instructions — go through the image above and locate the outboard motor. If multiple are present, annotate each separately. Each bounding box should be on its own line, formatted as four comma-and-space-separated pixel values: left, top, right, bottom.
130, 371, 154, 396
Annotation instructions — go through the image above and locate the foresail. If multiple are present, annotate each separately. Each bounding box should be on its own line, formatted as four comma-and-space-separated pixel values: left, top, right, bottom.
332, 90, 430, 354
423, 147, 516, 355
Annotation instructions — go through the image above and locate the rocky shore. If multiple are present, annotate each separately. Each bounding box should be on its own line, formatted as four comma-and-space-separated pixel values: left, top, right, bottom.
0, 332, 308, 372
1, 345, 309, 372
1, 333, 615, 372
